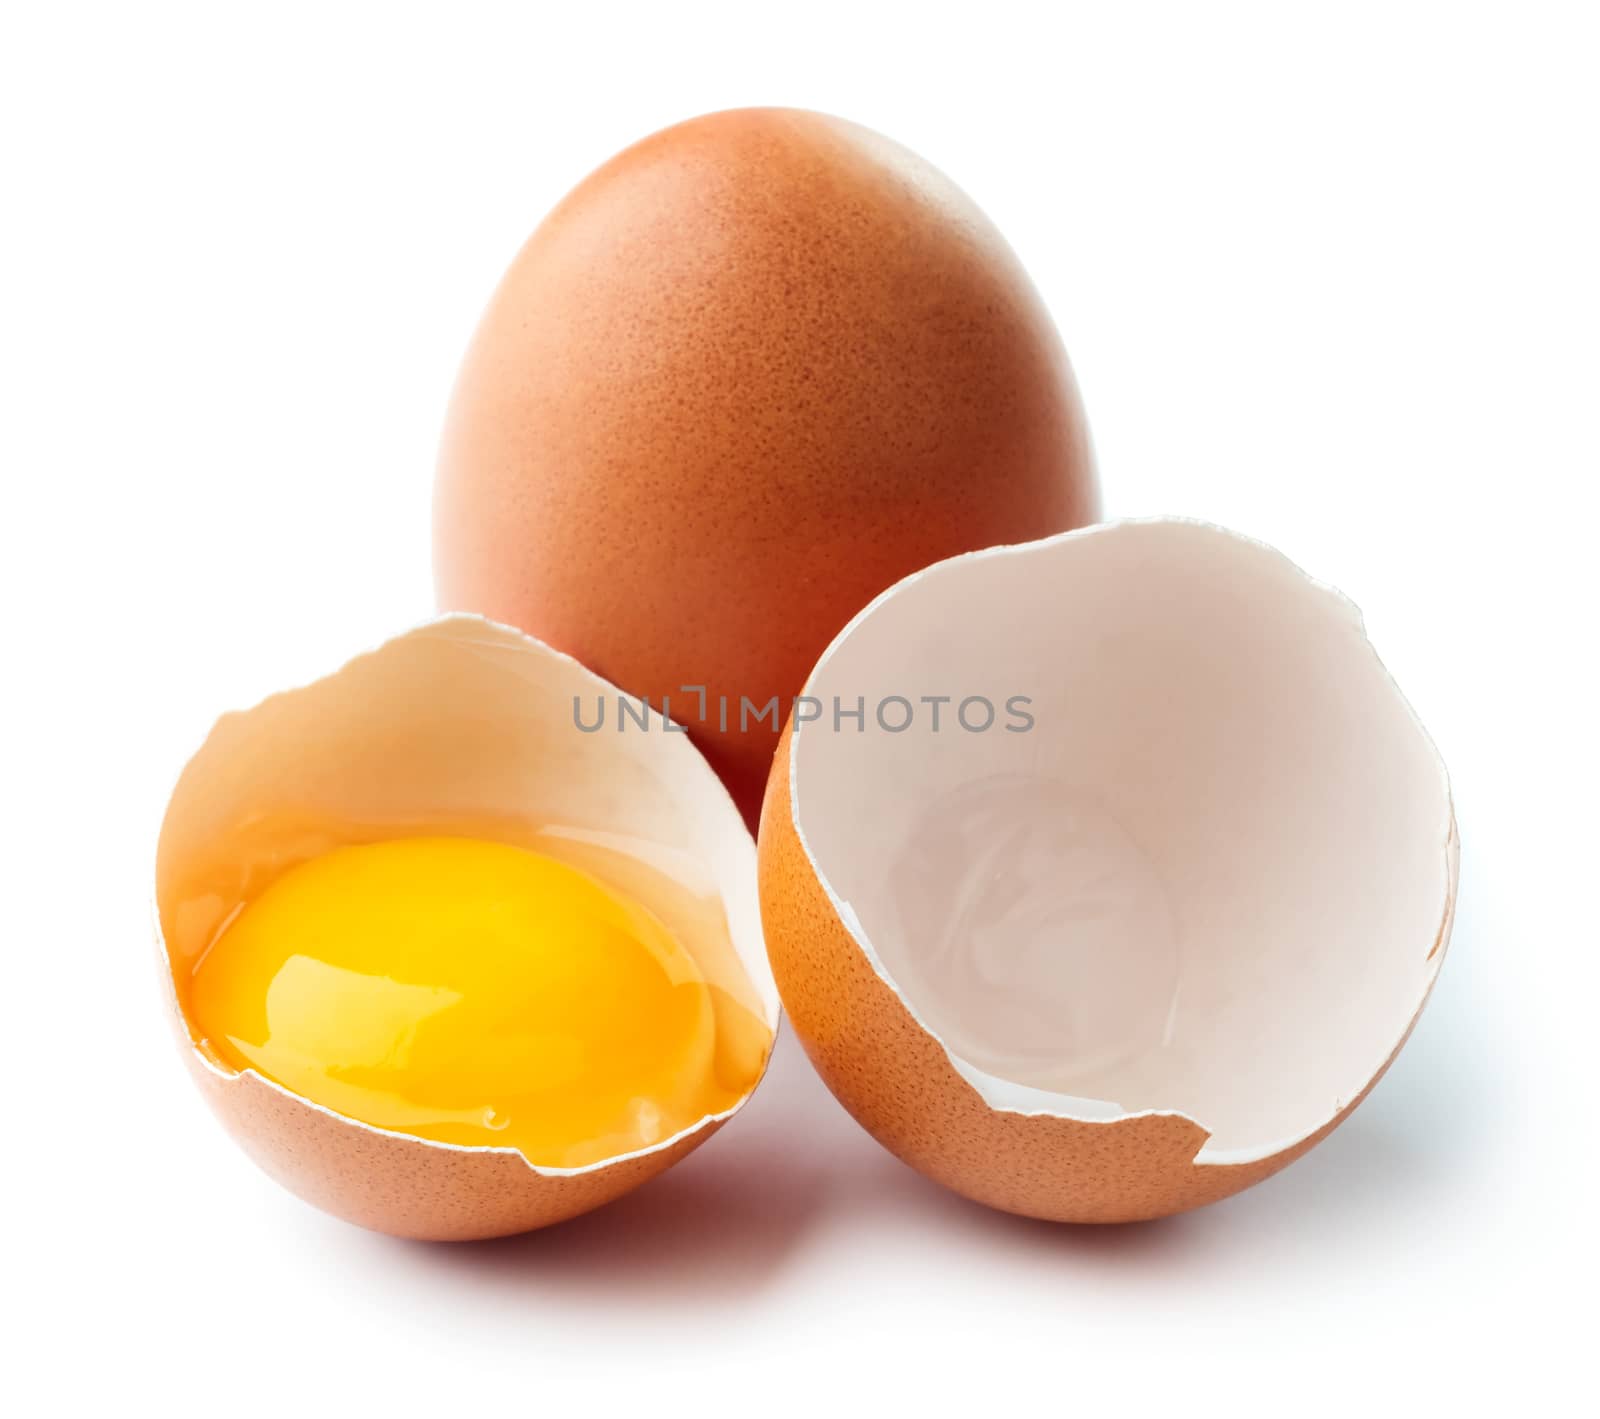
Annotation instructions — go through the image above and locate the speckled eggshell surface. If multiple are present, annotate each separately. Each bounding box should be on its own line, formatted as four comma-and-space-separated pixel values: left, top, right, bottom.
178, 1050, 721, 1242
434, 106, 1099, 828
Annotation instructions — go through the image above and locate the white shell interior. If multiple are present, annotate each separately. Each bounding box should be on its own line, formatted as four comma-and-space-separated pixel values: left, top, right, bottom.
155, 615, 778, 1174
790, 520, 1455, 1165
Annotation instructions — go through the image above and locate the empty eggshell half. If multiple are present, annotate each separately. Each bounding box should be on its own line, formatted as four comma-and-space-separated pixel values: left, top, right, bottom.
758, 518, 1457, 1222
156, 616, 778, 1241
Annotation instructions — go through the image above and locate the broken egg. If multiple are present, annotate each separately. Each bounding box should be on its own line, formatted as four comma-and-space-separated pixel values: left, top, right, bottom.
758, 519, 1457, 1222
156, 617, 777, 1240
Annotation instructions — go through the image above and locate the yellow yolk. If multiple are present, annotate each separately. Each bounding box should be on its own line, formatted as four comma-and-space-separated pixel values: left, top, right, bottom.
185, 837, 728, 1168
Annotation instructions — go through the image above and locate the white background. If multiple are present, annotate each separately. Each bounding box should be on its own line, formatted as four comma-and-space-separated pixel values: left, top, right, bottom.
5, 2, 1595, 1412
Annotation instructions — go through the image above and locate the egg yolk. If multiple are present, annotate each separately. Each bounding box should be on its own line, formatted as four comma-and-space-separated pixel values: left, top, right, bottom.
185, 837, 727, 1168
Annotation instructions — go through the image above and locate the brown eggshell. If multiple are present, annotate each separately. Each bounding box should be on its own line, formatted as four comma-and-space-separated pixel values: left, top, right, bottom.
434, 106, 1099, 829
179, 1048, 720, 1242
156, 616, 777, 1241
757, 521, 1458, 1222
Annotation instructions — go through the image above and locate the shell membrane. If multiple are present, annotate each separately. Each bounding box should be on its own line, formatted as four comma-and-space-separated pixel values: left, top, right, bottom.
760, 519, 1456, 1222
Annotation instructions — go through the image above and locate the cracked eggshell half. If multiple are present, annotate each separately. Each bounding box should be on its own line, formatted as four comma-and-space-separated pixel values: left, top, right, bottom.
156, 616, 778, 1241
758, 519, 1457, 1223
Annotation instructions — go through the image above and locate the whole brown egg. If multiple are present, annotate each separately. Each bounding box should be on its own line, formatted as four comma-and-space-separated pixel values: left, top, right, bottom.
435, 107, 1099, 827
